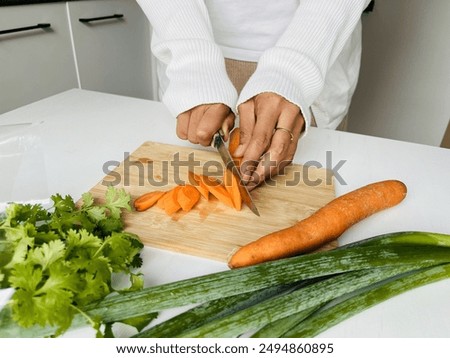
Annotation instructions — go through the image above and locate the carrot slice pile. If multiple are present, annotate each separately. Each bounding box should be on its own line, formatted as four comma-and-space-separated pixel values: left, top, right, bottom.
134, 129, 247, 215
134, 170, 244, 216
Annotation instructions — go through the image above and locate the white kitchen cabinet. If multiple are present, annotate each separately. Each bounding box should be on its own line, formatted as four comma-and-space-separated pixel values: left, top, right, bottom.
67, 0, 155, 100
0, 2, 79, 115
0, 0, 156, 116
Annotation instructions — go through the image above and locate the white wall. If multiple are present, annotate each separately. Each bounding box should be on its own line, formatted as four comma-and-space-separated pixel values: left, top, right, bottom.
347, 0, 450, 147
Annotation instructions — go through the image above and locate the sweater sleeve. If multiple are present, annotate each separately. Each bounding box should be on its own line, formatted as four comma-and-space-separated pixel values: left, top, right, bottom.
237, 0, 371, 126
135, 0, 238, 117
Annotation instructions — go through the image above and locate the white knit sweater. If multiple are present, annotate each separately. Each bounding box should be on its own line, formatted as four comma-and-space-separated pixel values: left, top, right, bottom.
136, 0, 371, 129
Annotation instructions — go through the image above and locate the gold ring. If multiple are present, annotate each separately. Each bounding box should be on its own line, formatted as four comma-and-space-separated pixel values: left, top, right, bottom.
275, 127, 294, 141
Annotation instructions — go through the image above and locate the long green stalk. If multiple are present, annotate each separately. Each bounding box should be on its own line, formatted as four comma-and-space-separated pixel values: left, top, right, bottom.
133, 282, 302, 338
176, 264, 431, 337
341, 231, 450, 249
282, 263, 450, 337
250, 306, 322, 338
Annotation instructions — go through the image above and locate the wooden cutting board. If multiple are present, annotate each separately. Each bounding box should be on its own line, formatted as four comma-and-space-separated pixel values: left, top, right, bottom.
88, 141, 337, 262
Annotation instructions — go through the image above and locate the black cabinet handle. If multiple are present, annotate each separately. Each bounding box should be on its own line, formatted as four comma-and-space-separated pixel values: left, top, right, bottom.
0, 23, 51, 36
79, 14, 124, 23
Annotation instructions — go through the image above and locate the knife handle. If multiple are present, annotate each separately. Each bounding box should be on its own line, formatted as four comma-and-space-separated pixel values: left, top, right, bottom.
211, 132, 221, 149
210, 123, 229, 148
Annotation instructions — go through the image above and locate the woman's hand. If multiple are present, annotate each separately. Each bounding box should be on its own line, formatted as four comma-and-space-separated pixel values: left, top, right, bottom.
176, 103, 235, 146
233, 92, 305, 190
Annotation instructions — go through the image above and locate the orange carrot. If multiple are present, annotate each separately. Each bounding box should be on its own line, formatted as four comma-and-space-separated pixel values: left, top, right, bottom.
228, 127, 242, 167
197, 174, 234, 208
133, 191, 166, 212
188, 171, 209, 200
156, 190, 170, 210
224, 169, 242, 211
178, 184, 201, 212
164, 186, 182, 215
228, 179, 408, 268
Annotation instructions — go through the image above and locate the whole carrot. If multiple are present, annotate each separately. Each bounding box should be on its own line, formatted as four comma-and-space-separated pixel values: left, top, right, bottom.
228, 179, 407, 268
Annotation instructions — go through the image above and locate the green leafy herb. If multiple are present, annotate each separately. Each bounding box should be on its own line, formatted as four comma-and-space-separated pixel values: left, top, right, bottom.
0, 186, 144, 336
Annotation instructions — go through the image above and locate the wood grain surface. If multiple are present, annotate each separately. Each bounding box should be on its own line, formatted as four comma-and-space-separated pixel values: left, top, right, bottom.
88, 141, 337, 262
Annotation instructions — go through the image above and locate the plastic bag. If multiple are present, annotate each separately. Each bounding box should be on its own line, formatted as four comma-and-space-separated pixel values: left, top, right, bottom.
0, 122, 50, 213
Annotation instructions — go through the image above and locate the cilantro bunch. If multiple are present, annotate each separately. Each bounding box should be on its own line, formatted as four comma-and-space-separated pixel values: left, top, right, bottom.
0, 187, 144, 336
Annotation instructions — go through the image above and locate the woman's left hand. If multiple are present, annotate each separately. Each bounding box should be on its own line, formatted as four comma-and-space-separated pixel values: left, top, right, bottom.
176, 103, 234, 146
233, 92, 305, 190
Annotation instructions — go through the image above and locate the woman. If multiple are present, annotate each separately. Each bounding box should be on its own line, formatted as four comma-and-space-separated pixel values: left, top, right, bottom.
136, 0, 370, 189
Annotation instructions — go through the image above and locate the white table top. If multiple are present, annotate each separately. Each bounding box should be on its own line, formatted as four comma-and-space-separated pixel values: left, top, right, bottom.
1, 89, 450, 338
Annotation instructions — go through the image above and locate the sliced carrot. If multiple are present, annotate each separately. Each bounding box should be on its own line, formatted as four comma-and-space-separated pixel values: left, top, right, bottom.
163, 186, 182, 215
177, 184, 201, 212
187, 170, 197, 186
156, 190, 171, 210
188, 171, 209, 200
224, 170, 232, 195
228, 179, 408, 268
210, 185, 234, 209
134, 191, 166, 211
197, 178, 211, 200
197, 174, 234, 209
224, 169, 242, 211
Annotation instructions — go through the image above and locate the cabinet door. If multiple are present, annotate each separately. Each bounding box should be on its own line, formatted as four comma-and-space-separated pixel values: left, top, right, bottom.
68, 0, 155, 100
0, 3, 78, 115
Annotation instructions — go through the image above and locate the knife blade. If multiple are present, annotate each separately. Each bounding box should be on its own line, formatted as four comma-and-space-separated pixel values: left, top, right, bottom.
212, 130, 260, 216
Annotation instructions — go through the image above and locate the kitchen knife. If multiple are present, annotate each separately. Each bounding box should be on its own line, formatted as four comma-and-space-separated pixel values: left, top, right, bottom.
212, 130, 260, 216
